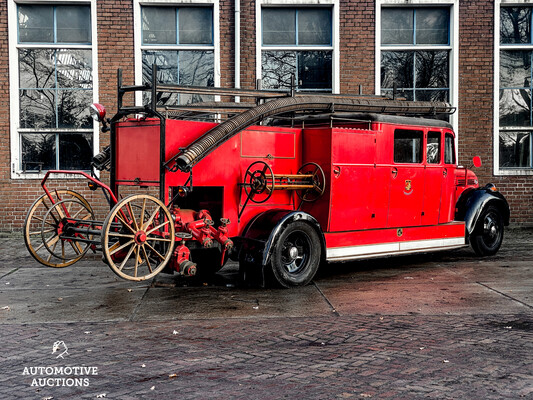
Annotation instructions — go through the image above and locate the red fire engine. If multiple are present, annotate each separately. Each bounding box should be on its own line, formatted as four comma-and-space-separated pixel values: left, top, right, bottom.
24, 67, 510, 287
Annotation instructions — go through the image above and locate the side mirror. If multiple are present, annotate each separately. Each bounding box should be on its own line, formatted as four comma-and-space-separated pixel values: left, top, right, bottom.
473, 156, 482, 168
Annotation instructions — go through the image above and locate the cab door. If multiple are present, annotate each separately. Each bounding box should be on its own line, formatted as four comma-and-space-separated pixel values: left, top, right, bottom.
439, 132, 457, 223
422, 131, 443, 225
388, 129, 425, 227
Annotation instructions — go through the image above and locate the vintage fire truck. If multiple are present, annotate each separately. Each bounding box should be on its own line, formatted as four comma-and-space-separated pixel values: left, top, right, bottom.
24, 67, 510, 287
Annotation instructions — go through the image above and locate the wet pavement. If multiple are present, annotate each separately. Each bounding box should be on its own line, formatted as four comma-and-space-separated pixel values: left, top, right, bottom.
0, 229, 532, 399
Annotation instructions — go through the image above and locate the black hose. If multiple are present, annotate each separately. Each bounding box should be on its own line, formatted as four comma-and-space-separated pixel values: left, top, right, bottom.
172, 96, 454, 172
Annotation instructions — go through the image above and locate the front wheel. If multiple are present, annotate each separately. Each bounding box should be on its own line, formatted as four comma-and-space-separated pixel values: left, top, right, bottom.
470, 206, 504, 256
269, 221, 321, 288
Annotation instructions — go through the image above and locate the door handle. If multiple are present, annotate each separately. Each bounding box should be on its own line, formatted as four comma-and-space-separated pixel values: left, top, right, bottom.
333, 166, 341, 178
443, 168, 447, 177
391, 167, 398, 179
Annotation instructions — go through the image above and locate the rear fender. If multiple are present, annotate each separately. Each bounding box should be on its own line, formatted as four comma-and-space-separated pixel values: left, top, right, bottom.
238, 209, 326, 267
455, 184, 510, 236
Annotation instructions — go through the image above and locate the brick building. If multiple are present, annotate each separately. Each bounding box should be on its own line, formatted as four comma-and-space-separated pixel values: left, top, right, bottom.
0, 0, 532, 230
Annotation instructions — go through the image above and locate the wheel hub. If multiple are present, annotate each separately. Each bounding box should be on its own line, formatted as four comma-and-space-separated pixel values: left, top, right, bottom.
134, 231, 147, 244
288, 246, 299, 260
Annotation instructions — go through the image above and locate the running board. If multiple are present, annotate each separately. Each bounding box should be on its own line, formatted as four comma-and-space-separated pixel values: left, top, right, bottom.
326, 237, 466, 262
324, 222, 467, 262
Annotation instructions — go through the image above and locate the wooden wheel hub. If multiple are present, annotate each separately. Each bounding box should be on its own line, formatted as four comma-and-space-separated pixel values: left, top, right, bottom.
134, 231, 147, 244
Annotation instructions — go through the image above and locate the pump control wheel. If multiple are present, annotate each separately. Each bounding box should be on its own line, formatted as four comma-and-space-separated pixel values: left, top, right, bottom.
101, 194, 175, 281
296, 162, 326, 202
243, 161, 274, 204
24, 190, 93, 268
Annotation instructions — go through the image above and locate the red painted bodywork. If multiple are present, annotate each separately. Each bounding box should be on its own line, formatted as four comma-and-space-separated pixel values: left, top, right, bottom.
113, 116, 478, 258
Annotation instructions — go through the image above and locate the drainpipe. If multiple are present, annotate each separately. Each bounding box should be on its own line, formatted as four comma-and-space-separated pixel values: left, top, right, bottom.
235, 0, 240, 102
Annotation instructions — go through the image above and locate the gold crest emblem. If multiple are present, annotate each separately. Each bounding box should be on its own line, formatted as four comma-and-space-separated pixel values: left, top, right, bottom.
405, 180, 412, 192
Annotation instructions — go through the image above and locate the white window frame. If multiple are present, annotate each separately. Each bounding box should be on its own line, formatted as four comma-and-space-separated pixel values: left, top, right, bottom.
256, 0, 340, 93
494, 0, 533, 176
376, 0, 459, 133
8, 0, 99, 179
133, 0, 220, 105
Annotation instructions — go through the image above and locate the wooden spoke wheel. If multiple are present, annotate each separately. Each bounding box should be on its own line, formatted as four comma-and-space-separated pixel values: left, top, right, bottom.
243, 161, 274, 204
41, 199, 94, 262
24, 190, 93, 268
101, 194, 175, 281
296, 162, 326, 202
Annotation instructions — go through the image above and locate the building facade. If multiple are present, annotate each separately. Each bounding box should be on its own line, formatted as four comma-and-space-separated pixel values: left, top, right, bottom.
0, 0, 532, 230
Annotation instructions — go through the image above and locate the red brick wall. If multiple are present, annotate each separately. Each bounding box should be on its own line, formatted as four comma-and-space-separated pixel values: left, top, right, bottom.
0, 0, 532, 232
458, 0, 533, 226
339, 0, 375, 94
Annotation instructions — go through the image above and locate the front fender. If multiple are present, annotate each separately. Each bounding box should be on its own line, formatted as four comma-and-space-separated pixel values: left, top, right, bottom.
455, 184, 510, 235
238, 209, 325, 267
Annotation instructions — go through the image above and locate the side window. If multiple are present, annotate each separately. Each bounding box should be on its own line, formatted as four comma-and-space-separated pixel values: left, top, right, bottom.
394, 129, 423, 163
444, 133, 456, 164
427, 131, 441, 164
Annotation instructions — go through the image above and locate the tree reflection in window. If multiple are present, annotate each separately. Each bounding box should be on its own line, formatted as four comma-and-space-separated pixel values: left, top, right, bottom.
499, 7, 533, 168
381, 51, 448, 101
17, 4, 93, 172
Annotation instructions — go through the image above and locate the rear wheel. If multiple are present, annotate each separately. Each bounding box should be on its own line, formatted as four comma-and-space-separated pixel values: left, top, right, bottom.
470, 206, 504, 256
23, 190, 92, 268
269, 221, 321, 288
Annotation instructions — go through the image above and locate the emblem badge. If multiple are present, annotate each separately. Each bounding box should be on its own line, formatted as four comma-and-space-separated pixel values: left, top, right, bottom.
403, 180, 413, 195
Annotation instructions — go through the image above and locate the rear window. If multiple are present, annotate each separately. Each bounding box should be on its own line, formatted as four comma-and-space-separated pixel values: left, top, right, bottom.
444, 133, 456, 164
394, 129, 423, 163
427, 131, 441, 164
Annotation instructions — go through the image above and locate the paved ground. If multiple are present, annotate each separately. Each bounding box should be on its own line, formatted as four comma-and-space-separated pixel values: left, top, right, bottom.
0, 229, 532, 399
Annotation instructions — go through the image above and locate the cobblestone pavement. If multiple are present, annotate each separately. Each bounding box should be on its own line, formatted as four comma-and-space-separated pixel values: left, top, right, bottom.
0, 229, 532, 399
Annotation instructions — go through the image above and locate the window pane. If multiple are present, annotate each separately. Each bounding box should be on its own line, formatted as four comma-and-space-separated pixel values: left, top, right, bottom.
381, 89, 414, 101
57, 50, 93, 89
19, 49, 55, 89
57, 89, 93, 129
444, 134, 455, 164
142, 50, 178, 84
262, 51, 296, 89
20, 89, 56, 129
179, 8, 213, 45
179, 51, 214, 86
415, 51, 449, 88
499, 89, 532, 127
500, 51, 532, 88
381, 8, 413, 45
18, 5, 53, 43
499, 131, 531, 167
263, 9, 296, 45
298, 9, 331, 45
22, 133, 56, 171
416, 8, 449, 45
415, 89, 448, 102
394, 130, 423, 163
298, 51, 332, 90
56, 6, 91, 43
427, 132, 441, 164
381, 51, 414, 89
59, 133, 93, 170
142, 7, 176, 44
501, 7, 532, 44
179, 51, 215, 104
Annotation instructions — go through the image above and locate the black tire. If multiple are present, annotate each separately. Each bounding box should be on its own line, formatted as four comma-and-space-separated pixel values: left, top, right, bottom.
470, 206, 504, 256
269, 221, 321, 288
